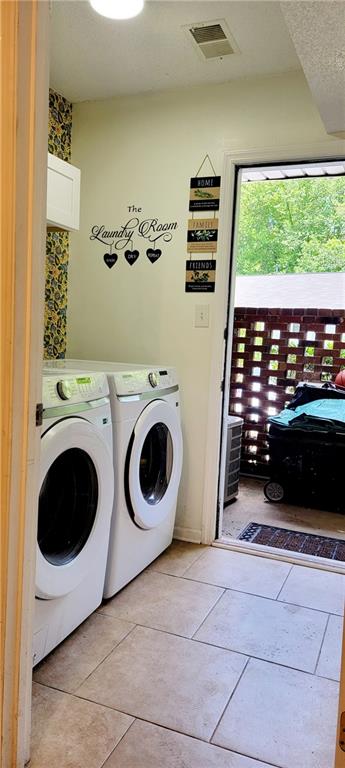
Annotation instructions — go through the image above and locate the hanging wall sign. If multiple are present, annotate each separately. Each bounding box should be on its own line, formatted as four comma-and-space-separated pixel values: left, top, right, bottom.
187, 218, 218, 253
189, 176, 221, 211
185, 156, 220, 293
185, 260, 216, 293
90, 206, 178, 269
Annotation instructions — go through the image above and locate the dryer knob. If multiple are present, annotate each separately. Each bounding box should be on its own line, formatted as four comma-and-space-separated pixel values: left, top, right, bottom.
148, 372, 158, 388
56, 380, 73, 400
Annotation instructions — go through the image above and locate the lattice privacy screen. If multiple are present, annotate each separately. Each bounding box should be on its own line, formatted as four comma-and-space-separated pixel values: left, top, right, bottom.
229, 307, 345, 475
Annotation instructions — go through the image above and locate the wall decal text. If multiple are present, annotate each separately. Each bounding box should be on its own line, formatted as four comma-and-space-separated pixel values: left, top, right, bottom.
147, 248, 162, 264
90, 217, 178, 250
124, 249, 139, 266
104, 253, 118, 269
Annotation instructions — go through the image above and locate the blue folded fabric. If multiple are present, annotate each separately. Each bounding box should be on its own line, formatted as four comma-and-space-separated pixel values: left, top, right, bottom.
270, 398, 345, 431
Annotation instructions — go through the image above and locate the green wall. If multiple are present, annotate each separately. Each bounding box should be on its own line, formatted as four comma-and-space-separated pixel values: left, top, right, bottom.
44, 89, 72, 358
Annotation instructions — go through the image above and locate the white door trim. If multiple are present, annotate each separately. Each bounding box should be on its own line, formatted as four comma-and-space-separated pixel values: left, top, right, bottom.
213, 538, 345, 575
201, 139, 345, 546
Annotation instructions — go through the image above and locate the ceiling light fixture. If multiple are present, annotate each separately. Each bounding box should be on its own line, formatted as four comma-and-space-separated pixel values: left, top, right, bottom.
89, 0, 144, 20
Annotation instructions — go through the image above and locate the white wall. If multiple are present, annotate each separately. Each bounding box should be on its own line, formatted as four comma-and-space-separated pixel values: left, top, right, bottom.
68, 72, 335, 541
235, 273, 345, 309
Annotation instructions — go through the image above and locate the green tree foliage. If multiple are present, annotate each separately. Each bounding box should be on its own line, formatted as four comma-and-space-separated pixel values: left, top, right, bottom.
295, 237, 345, 273
237, 177, 345, 275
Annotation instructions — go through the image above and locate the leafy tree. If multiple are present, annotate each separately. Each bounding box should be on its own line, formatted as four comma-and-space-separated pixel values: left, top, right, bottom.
236, 177, 345, 275
294, 237, 345, 272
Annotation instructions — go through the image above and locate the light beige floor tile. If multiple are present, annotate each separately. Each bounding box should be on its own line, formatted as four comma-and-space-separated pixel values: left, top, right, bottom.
213, 658, 338, 768
148, 539, 207, 576
184, 547, 291, 598
316, 615, 343, 681
77, 625, 248, 740
99, 570, 223, 637
33, 612, 134, 693
195, 589, 327, 672
30, 683, 133, 768
278, 565, 345, 615
104, 720, 275, 768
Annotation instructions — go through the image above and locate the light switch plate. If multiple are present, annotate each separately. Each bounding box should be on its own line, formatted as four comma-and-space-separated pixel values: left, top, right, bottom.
195, 304, 210, 327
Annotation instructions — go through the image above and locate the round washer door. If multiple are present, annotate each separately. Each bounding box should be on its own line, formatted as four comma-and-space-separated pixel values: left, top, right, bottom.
128, 399, 183, 530
36, 416, 113, 600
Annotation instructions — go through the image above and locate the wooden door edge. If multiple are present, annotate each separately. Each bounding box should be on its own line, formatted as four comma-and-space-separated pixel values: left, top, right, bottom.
0, 2, 49, 765
335, 614, 345, 767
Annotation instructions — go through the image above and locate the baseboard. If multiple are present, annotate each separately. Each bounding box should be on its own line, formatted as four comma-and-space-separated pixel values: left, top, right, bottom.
173, 526, 202, 544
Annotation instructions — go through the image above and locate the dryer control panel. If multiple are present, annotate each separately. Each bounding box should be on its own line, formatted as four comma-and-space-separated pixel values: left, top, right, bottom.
42, 373, 109, 408
112, 367, 178, 397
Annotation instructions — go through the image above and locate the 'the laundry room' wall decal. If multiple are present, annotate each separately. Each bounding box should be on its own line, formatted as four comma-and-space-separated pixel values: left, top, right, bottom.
90, 206, 178, 269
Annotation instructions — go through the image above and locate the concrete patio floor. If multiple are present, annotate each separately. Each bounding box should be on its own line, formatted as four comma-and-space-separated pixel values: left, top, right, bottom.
222, 476, 345, 542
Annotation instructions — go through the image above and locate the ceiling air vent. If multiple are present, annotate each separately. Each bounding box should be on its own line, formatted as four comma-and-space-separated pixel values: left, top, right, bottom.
186, 19, 239, 60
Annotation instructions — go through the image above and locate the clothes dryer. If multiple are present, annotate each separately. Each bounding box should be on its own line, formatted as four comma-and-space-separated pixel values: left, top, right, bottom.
43, 360, 183, 596
33, 372, 114, 665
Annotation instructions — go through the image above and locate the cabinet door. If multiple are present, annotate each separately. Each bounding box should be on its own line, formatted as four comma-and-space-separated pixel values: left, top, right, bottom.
47, 152, 80, 230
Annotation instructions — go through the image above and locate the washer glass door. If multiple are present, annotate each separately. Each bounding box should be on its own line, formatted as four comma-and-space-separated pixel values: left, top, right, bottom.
36, 416, 113, 599
140, 422, 173, 505
127, 399, 183, 529
38, 447, 98, 566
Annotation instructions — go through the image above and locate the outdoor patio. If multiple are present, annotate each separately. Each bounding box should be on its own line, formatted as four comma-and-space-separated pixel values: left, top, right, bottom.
222, 476, 345, 544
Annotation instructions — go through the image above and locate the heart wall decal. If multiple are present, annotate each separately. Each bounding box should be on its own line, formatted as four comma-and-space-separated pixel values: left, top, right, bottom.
146, 248, 162, 264
104, 253, 118, 269
124, 249, 139, 266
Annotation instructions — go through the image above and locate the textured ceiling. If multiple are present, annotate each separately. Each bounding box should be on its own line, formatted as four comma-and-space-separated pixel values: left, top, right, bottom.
50, 0, 301, 102
281, 1, 345, 137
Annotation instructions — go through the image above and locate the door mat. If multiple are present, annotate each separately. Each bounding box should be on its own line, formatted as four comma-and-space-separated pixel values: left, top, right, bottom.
238, 522, 345, 560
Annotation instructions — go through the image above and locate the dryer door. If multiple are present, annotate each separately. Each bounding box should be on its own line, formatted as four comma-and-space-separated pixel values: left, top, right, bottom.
127, 400, 183, 530
36, 416, 113, 599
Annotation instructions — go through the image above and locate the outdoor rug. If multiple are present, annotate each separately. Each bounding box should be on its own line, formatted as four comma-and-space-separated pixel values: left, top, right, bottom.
238, 521, 345, 560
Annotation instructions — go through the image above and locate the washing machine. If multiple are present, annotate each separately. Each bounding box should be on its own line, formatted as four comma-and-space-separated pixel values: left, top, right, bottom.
43, 359, 183, 596
33, 371, 114, 665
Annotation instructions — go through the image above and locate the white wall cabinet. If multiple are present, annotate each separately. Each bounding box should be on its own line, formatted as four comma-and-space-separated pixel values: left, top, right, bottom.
47, 152, 80, 230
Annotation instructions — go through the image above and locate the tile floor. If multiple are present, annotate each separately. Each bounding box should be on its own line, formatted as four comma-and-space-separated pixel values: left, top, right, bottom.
32, 542, 344, 768
222, 476, 345, 543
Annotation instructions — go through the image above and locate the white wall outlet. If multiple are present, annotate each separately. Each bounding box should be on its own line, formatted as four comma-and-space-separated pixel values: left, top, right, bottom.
195, 304, 210, 328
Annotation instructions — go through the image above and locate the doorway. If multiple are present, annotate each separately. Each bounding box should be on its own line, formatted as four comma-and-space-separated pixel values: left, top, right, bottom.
217, 158, 345, 571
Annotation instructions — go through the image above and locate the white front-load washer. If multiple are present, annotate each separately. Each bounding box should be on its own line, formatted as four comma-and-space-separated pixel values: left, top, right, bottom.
43, 360, 183, 596
33, 371, 114, 665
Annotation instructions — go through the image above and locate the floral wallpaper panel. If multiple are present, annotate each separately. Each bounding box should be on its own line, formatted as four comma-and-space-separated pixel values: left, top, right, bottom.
44, 89, 72, 358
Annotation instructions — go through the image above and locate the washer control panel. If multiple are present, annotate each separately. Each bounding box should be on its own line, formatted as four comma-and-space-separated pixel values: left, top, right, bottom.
56, 379, 74, 400
112, 367, 178, 396
148, 372, 158, 388
42, 373, 109, 408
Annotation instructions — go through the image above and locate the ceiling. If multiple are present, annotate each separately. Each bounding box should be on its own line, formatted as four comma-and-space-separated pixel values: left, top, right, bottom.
50, 1, 301, 102
281, 1, 345, 138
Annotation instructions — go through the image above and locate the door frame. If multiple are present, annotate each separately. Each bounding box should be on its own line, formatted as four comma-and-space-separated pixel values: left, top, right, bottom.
201, 139, 345, 548
0, 2, 49, 765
